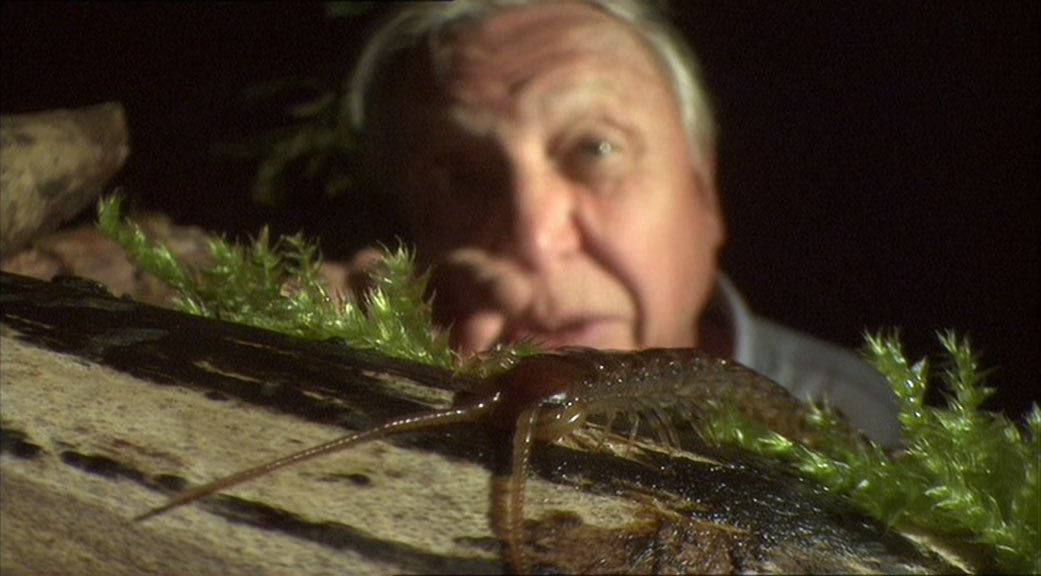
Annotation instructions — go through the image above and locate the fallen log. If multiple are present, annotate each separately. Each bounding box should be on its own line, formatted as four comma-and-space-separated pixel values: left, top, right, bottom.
0, 271, 962, 574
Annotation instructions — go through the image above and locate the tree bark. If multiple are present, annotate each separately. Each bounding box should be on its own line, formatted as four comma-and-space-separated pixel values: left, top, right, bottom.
0, 271, 963, 574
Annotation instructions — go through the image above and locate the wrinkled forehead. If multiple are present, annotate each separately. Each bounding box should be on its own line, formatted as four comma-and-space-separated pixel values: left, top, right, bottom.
442, 3, 665, 102
367, 2, 678, 167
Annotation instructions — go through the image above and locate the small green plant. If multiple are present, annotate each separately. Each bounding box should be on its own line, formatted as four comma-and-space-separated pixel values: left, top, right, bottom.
213, 3, 378, 206
209, 78, 355, 207
96, 195, 452, 368
712, 330, 1039, 573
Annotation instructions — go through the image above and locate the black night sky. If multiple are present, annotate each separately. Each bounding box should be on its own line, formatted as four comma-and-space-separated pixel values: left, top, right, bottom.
2, 2, 1038, 418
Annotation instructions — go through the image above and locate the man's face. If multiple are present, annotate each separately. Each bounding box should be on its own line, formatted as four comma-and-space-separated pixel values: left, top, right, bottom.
389, 2, 724, 355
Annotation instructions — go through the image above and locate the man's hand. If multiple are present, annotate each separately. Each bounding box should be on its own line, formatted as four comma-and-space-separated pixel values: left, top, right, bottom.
319, 247, 385, 308
427, 248, 534, 356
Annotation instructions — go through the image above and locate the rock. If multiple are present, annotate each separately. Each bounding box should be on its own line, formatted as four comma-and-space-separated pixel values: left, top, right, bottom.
1, 214, 215, 308
0, 102, 129, 255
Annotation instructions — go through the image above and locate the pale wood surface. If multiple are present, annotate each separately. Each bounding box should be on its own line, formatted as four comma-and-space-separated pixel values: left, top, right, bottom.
0, 335, 503, 575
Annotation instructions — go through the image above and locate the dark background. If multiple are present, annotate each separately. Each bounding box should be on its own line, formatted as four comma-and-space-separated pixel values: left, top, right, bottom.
3, 2, 1038, 418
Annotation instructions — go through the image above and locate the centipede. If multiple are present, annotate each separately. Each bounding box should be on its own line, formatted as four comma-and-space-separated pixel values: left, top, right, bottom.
135, 346, 842, 572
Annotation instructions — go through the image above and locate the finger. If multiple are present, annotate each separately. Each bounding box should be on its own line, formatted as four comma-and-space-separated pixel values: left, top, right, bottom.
346, 247, 385, 304
429, 250, 533, 320
453, 309, 506, 357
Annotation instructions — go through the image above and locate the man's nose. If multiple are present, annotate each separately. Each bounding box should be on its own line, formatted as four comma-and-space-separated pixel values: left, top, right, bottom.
504, 162, 581, 271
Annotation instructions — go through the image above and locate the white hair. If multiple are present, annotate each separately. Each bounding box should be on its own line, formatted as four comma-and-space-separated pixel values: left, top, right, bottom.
346, 0, 716, 170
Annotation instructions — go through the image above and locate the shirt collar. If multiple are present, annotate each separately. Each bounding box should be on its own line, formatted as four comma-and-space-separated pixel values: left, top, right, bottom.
704, 274, 756, 366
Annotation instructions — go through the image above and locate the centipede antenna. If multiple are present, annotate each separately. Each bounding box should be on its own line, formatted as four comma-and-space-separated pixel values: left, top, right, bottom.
135, 405, 491, 522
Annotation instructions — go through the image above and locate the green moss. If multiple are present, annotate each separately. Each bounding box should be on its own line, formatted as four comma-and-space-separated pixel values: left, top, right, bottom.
861, 332, 1039, 573
717, 330, 1039, 573
96, 195, 452, 368
98, 196, 1038, 572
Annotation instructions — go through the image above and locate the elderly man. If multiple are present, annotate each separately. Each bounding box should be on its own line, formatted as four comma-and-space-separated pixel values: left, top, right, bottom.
347, 0, 900, 445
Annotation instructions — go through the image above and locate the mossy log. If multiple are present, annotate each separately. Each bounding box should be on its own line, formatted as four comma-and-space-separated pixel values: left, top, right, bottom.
0, 271, 961, 574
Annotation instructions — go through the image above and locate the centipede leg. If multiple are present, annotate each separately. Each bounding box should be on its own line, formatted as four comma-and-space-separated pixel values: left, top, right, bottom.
595, 411, 619, 452
624, 412, 641, 455
650, 407, 681, 451
491, 406, 538, 573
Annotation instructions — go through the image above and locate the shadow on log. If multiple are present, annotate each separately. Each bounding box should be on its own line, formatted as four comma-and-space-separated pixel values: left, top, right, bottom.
0, 271, 962, 574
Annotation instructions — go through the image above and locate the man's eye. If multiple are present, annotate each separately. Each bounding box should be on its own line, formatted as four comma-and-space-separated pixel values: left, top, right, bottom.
562, 137, 624, 186
578, 139, 617, 159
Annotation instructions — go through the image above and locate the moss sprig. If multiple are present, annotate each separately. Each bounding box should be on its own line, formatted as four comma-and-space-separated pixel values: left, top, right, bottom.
96, 195, 453, 368
96, 195, 198, 301
723, 329, 1039, 573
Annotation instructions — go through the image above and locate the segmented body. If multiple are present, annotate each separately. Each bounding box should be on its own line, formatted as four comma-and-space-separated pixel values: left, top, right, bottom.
137, 347, 829, 572
487, 347, 821, 447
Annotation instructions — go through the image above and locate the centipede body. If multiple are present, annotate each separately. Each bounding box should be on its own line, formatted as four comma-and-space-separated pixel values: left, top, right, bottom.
136, 346, 831, 573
